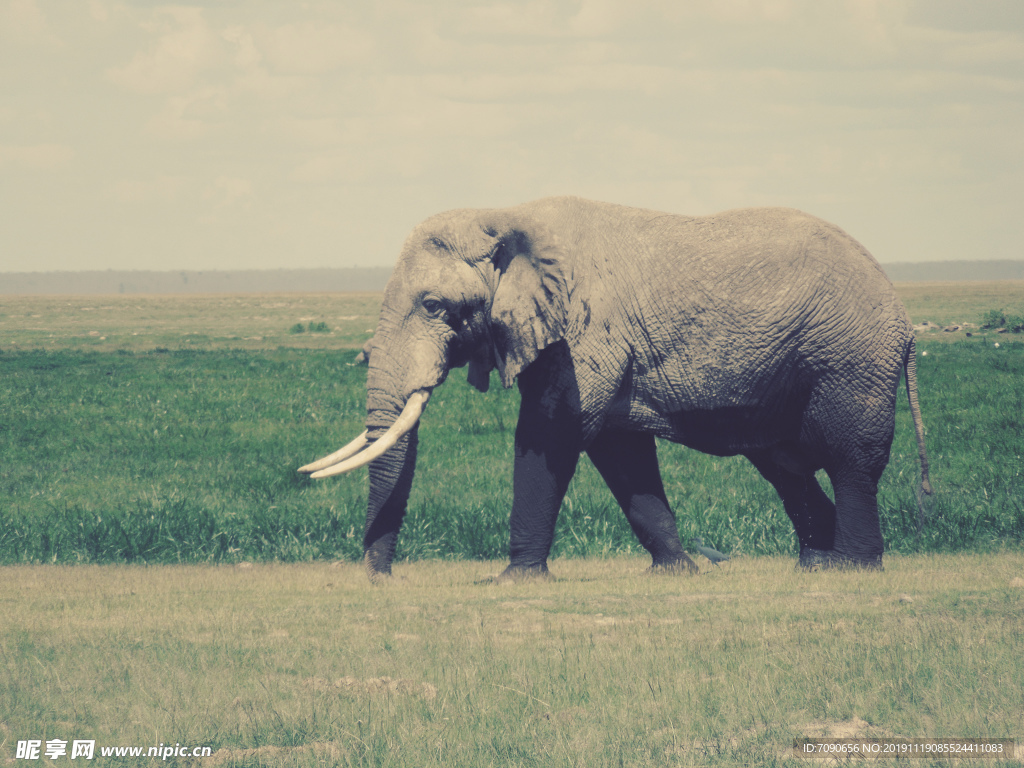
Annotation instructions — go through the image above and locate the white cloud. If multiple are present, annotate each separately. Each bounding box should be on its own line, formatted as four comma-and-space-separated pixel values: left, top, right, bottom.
88, 0, 108, 23
203, 175, 254, 206
106, 7, 219, 94
0, 143, 74, 170
906, 0, 1024, 32
693, 0, 797, 24
113, 174, 189, 204
112, 175, 187, 204
291, 154, 361, 185
257, 22, 374, 75
145, 86, 227, 139
460, 2, 568, 38
567, 0, 634, 36
944, 31, 1024, 66
1, 0, 61, 46
222, 25, 262, 69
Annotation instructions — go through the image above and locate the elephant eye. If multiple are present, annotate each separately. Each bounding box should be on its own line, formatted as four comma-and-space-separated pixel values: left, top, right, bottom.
422, 298, 445, 317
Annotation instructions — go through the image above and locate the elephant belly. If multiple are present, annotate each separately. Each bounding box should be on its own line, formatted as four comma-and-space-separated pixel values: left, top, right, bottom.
606, 382, 804, 457
662, 405, 794, 456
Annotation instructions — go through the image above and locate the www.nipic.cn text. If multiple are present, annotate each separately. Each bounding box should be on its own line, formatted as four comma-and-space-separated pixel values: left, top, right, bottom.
15, 740, 212, 761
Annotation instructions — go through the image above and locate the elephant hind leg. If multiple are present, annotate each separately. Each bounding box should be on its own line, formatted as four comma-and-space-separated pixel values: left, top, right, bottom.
827, 468, 885, 568
800, 369, 901, 568
746, 449, 836, 565
587, 429, 696, 573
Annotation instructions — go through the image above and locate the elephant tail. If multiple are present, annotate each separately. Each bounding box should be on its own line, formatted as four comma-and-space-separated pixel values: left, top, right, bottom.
904, 336, 933, 531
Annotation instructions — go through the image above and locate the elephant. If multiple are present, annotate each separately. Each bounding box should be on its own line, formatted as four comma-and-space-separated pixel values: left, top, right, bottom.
300, 196, 932, 582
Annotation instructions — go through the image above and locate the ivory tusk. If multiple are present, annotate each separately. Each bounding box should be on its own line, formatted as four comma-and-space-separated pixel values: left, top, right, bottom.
309, 390, 430, 479
298, 431, 369, 474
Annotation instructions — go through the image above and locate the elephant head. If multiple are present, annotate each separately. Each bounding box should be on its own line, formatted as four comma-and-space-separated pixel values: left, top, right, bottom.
299, 208, 569, 580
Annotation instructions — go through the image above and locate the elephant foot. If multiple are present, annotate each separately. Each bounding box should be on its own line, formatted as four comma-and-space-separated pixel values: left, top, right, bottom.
797, 548, 832, 571
797, 548, 883, 572
494, 563, 553, 584
648, 554, 699, 575
363, 552, 393, 585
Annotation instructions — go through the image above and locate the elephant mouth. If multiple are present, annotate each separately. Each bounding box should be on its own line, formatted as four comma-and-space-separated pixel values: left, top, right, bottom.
298, 389, 431, 479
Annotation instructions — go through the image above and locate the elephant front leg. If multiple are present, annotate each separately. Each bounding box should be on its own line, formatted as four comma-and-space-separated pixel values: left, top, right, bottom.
499, 363, 582, 582
587, 429, 696, 574
500, 444, 579, 581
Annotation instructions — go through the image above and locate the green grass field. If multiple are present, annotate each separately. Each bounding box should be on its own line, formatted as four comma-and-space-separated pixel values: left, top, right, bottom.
2, 283, 1023, 766
1, 284, 1023, 565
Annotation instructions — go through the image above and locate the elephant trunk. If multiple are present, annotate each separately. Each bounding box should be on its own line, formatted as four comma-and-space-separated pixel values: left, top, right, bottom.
358, 356, 426, 579
362, 426, 419, 580
298, 312, 447, 580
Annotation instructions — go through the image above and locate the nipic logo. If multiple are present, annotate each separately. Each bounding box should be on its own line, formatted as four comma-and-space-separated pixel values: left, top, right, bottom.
15, 739, 211, 760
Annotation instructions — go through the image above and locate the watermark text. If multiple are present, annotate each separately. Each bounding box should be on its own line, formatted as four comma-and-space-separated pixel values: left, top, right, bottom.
15, 740, 212, 761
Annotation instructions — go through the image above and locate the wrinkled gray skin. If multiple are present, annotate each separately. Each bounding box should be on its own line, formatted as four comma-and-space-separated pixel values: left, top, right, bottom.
353, 337, 374, 365
352, 196, 931, 582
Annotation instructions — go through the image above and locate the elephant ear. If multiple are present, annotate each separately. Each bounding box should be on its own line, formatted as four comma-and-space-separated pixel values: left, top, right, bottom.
479, 213, 569, 388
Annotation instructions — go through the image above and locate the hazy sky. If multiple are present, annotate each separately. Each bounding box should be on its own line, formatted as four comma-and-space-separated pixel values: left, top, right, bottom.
1, 0, 1022, 272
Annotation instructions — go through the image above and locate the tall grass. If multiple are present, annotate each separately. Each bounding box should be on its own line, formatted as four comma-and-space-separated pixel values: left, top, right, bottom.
2, 338, 1022, 564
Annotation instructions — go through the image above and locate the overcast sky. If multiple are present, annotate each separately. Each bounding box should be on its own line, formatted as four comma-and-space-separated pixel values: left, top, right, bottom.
1, 0, 1022, 272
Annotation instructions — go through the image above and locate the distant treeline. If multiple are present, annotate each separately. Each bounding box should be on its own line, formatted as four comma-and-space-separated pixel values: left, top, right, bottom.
0, 268, 392, 295
882, 260, 1024, 282
2, 261, 1022, 295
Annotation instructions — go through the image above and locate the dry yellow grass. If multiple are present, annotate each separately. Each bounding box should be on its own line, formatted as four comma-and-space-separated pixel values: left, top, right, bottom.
3, 281, 1022, 353
894, 280, 1024, 339
0, 293, 380, 352
2, 554, 1022, 766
